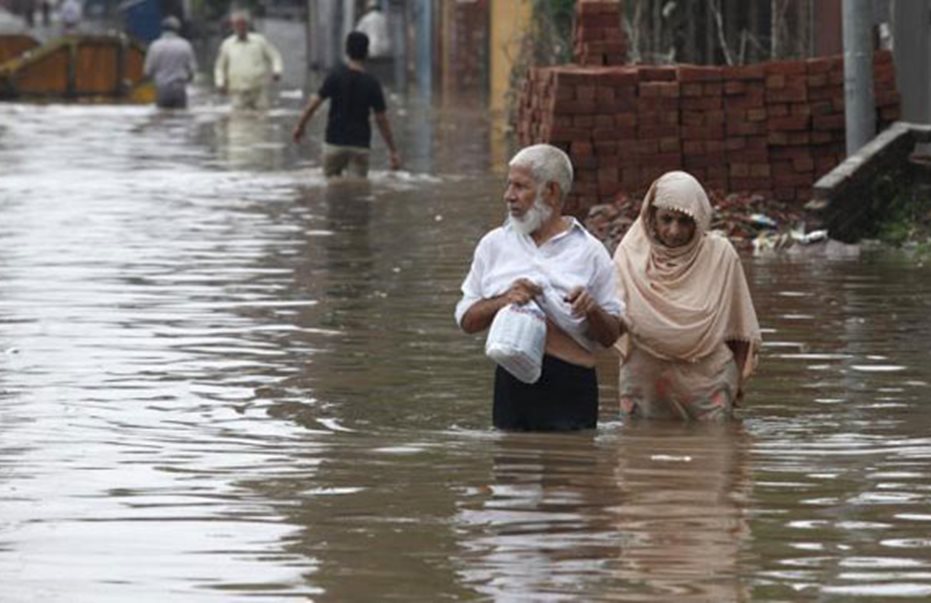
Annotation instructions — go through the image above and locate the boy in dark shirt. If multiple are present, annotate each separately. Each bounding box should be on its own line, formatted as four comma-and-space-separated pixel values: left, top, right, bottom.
292, 31, 401, 177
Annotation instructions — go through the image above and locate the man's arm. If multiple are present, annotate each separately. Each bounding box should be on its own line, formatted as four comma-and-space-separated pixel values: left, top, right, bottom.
460, 278, 542, 334
292, 94, 324, 142
264, 40, 284, 80
213, 42, 228, 92
186, 42, 198, 82
374, 111, 401, 170
459, 295, 508, 334
565, 286, 624, 347
144, 40, 166, 80
586, 305, 623, 347
143, 46, 155, 79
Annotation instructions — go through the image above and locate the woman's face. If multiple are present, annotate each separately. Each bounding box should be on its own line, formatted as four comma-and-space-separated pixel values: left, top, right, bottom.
652, 207, 696, 248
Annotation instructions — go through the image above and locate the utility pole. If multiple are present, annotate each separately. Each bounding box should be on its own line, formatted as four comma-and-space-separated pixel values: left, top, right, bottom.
306, 0, 315, 75
415, 0, 432, 98
842, 0, 876, 155
389, 0, 407, 91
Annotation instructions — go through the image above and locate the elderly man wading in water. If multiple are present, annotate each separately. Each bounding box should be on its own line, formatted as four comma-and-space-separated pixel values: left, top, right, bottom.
213, 10, 283, 110
455, 144, 625, 431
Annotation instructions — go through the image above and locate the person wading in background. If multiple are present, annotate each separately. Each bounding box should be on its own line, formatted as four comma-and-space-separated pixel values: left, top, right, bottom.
144, 16, 197, 109
213, 10, 283, 110
354, 0, 391, 59
292, 31, 400, 178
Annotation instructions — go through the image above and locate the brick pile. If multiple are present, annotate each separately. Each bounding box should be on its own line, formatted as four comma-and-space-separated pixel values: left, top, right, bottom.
680, 65, 727, 192
765, 59, 825, 202
722, 64, 769, 196
572, 0, 626, 66
516, 50, 900, 216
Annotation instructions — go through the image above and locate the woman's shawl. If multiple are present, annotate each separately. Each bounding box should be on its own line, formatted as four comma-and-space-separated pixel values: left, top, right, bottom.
612, 171, 762, 379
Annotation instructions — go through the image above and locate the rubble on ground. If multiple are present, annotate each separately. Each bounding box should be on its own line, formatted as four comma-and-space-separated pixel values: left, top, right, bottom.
585, 190, 820, 254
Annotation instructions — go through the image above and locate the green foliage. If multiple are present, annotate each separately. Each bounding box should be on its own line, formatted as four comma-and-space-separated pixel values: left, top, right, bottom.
542, 0, 577, 45
505, 0, 576, 124
875, 175, 931, 247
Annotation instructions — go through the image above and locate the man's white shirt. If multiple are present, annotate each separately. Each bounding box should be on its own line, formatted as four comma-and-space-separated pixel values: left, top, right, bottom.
214, 33, 283, 92
455, 218, 624, 351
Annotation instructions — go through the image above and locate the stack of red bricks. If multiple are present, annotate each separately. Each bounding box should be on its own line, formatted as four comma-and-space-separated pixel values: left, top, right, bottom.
634, 68, 681, 191
765, 59, 826, 201
515, 50, 901, 216
573, 0, 626, 66
805, 51, 900, 186
806, 56, 847, 181
721, 64, 770, 196
873, 50, 900, 123
680, 65, 727, 192
515, 65, 642, 215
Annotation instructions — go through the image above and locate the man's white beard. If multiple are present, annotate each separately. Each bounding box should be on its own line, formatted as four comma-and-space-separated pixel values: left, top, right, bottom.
509, 195, 552, 236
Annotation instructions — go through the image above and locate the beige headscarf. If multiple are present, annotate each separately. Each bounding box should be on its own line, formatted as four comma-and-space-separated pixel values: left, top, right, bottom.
613, 171, 761, 379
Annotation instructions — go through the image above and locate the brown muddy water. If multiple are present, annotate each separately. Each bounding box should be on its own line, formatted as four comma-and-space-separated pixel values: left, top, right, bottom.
1, 97, 931, 602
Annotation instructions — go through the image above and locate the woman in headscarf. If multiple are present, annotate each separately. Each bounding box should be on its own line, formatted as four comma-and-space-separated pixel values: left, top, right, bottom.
613, 171, 762, 421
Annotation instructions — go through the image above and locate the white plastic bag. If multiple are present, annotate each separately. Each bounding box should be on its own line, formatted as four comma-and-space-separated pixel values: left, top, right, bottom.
485, 301, 547, 384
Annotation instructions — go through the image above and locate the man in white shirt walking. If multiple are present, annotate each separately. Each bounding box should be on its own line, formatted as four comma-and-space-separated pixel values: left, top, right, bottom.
213, 10, 283, 110
455, 144, 625, 431
144, 16, 197, 109
354, 0, 391, 59
60, 0, 81, 33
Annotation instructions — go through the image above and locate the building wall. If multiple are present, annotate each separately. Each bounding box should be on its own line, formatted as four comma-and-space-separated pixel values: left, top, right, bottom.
893, 0, 931, 125
440, 0, 488, 101
489, 0, 531, 113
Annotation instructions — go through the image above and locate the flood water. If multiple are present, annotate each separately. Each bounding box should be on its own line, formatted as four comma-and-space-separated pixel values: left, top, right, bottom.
2, 96, 931, 602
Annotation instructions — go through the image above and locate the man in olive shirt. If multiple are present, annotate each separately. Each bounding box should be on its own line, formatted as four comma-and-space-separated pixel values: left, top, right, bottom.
214, 10, 283, 110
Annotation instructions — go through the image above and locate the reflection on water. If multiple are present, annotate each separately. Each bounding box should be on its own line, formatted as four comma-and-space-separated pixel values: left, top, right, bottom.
2, 100, 931, 600
611, 423, 752, 602
212, 112, 292, 170
456, 432, 624, 597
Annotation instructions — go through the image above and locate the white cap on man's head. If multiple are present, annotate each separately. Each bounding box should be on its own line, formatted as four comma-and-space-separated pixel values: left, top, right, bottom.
365, 0, 380, 10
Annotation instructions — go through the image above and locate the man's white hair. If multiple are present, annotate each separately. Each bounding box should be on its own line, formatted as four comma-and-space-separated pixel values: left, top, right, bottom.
230, 8, 251, 22
508, 144, 573, 202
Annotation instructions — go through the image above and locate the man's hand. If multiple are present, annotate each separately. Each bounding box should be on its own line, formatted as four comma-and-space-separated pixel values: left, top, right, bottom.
564, 286, 596, 317
566, 285, 623, 347
292, 123, 306, 144
389, 150, 401, 170
218, 84, 228, 95
272, 73, 281, 82
505, 278, 542, 306
459, 278, 541, 334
